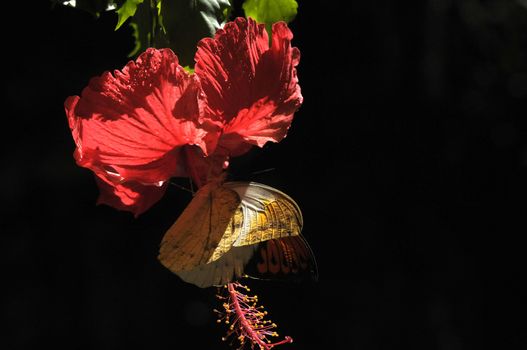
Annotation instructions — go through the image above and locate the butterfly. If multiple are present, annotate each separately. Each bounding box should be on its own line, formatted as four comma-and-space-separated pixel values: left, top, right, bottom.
158, 180, 317, 288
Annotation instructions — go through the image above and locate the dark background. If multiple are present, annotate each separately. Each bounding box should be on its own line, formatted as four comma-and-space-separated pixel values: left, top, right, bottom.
3, 1, 526, 349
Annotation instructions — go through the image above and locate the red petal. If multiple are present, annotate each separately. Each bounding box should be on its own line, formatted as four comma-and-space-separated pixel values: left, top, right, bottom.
66, 48, 212, 186
223, 97, 294, 148
195, 18, 302, 154
95, 176, 168, 217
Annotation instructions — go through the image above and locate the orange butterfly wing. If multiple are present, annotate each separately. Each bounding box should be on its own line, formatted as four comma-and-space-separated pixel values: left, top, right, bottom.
245, 235, 318, 282
225, 182, 303, 246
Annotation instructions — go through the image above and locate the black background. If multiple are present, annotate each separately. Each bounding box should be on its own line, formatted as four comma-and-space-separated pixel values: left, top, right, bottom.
3, 1, 526, 349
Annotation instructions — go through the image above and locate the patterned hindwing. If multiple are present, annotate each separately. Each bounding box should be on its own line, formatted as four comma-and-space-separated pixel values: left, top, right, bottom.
244, 235, 318, 282
223, 182, 303, 247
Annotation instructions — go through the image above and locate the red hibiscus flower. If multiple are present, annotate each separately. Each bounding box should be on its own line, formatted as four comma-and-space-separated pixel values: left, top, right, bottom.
65, 18, 302, 216
66, 48, 214, 215
187, 17, 303, 186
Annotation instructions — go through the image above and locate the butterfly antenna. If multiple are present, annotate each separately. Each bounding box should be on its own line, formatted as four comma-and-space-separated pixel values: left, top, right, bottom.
188, 177, 195, 195
251, 167, 276, 175
304, 236, 320, 282
168, 181, 193, 194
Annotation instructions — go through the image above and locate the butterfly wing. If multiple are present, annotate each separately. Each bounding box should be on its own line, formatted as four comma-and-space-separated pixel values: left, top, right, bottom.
177, 234, 318, 288
159, 181, 312, 288
224, 182, 303, 246
175, 245, 257, 288
158, 181, 241, 273
244, 235, 318, 282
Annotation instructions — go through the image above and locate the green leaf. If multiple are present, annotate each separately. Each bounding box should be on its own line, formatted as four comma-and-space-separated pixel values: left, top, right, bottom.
126, 0, 170, 57
183, 66, 195, 74
115, 0, 144, 29
160, 0, 232, 67
128, 22, 144, 57
157, 0, 166, 33
126, 1, 155, 57
223, 3, 232, 21
242, 0, 298, 32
